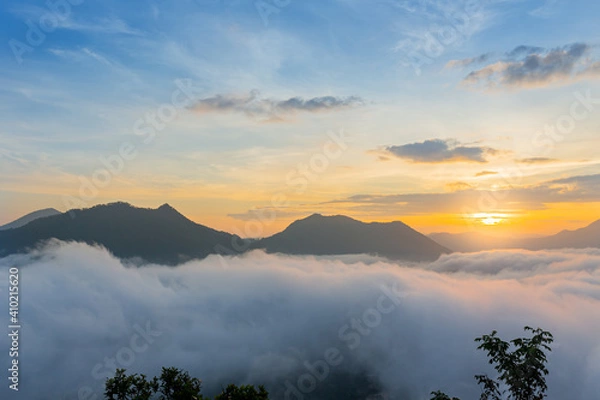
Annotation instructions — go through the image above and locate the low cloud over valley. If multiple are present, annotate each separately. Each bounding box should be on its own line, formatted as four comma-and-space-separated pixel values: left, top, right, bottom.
1, 243, 599, 399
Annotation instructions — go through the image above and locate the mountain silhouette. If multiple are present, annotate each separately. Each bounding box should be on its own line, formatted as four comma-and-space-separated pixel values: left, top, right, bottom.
0, 208, 61, 231
0, 202, 240, 264
5, 202, 595, 264
0, 204, 451, 264
252, 213, 451, 261
524, 219, 600, 250
430, 219, 600, 252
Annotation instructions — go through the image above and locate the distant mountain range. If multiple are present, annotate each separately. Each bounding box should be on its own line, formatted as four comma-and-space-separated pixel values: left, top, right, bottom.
430, 219, 600, 252
524, 219, 600, 250
0, 208, 61, 231
0, 202, 598, 264
0, 203, 239, 264
0, 203, 449, 263
252, 213, 451, 261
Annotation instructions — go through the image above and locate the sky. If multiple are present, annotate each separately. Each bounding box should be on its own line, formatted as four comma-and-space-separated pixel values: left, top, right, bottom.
1, 0, 600, 237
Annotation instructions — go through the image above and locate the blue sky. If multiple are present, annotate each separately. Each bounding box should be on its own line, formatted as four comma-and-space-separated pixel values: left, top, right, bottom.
1, 0, 600, 235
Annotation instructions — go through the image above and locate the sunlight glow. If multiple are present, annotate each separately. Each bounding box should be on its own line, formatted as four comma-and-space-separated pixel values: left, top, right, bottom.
482, 216, 503, 225
470, 213, 509, 226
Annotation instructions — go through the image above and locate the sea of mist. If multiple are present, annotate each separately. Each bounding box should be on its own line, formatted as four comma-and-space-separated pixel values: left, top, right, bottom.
1, 241, 599, 399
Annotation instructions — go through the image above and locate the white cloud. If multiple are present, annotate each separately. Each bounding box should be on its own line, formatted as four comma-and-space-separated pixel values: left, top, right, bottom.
0, 242, 599, 399
55, 15, 143, 36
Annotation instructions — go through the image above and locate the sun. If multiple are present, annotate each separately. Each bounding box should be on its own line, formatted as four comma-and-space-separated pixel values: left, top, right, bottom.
471, 213, 507, 226
482, 216, 503, 226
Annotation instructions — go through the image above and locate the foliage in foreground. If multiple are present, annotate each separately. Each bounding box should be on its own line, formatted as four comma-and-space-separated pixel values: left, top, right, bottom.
104, 367, 269, 400
432, 326, 554, 400
105, 326, 553, 400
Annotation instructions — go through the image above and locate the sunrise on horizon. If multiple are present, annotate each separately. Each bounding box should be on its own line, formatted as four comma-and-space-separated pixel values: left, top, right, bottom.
2, 0, 600, 238
1, 1, 599, 399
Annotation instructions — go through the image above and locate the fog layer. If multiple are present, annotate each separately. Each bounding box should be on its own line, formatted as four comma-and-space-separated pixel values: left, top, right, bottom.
1, 241, 599, 399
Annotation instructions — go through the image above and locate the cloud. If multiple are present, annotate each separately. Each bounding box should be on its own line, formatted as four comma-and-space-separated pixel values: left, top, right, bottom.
506, 45, 546, 59
579, 61, 600, 79
1, 243, 599, 400
50, 47, 114, 67
517, 157, 559, 164
12, 6, 142, 36
47, 47, 141, 82
462, 43, 600, 89
549, 173, 600, 186
323, 173, 600, 215
382, 139, 498, 163
58, 16, 143, 35
190, 91, 365, 121
475, 170, 498, 177
446, 181, 474, 192
529, 0, 560, 18
445, 53, 492, 69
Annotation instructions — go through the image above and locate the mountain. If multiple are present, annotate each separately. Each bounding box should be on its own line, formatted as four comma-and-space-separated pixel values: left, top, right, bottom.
0, 208, 62, 231
0, 202, 240, 264
430, 219, 600, 252
252, 214, 451, 261
14, 203, 595, 264
524, 219, 600, 250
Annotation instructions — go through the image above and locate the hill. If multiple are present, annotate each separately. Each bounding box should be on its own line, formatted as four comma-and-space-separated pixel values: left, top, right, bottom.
525, 219, 600, 250
429, 219, 600, 252
0, 202, 240, 264
0, 208, 62, 231
252, 214, 451, 261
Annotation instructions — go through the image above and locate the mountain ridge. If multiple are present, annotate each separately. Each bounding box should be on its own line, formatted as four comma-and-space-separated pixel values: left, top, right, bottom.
252, 213, 451, 261
3, 202, 597, 264
0, 202, 240, 264
0, 208, 62, 231
0, 204, 451, 264
430, 218, 600, 252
